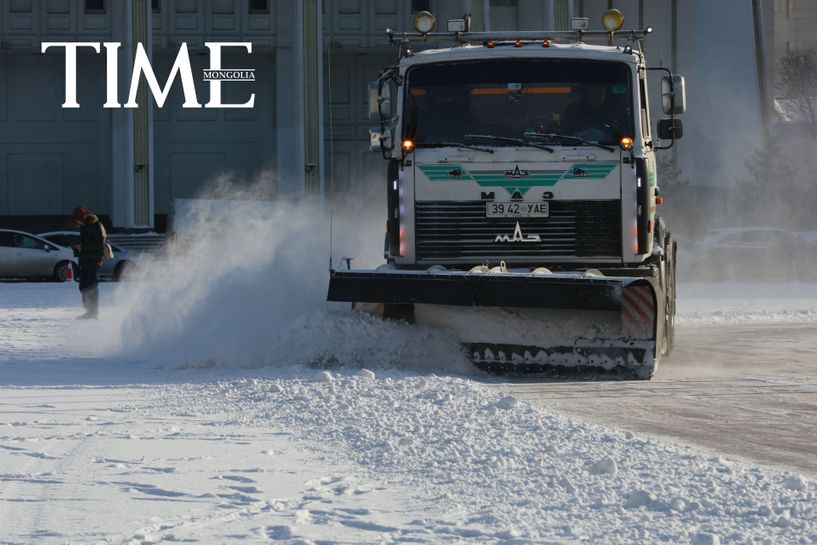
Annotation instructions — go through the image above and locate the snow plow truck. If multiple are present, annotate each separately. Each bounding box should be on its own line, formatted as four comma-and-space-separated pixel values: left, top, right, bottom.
327, 10, 686, 379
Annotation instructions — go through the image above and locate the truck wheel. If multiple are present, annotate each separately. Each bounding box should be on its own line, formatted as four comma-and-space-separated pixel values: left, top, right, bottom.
664, 234, 677, 355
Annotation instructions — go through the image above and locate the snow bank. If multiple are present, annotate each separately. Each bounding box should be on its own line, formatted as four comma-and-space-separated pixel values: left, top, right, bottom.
147, 371, 817, 544
678, 283, 817, 326
3, 276, 817, 542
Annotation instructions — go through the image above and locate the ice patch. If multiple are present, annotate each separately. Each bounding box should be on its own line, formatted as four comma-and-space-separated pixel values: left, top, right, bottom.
496, 396, 519, 410
590, 456, 618, 476
625, 490, 653, 508
691, 532, 721, 545
782, 475, 806, 491
294, 509, 311, 524
266, 525, 293, 540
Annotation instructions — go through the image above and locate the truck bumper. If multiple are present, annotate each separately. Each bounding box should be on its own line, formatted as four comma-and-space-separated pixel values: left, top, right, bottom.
328, 267, 653, 312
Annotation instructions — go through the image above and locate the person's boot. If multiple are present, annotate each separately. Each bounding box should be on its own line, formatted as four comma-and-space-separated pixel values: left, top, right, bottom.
77, 288, 99, 319
77, 290, 91, 319
85, 287, 99, 319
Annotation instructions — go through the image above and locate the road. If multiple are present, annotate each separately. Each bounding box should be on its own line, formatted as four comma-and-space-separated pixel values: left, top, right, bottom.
501, 323, 817, 477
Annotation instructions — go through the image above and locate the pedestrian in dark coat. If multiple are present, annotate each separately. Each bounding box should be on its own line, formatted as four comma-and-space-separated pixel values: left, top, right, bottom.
71, 205, 106, 319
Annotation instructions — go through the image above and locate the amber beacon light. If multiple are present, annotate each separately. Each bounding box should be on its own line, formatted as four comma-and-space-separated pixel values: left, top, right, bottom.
619, 136, 634, 151
602, 9, 625, 32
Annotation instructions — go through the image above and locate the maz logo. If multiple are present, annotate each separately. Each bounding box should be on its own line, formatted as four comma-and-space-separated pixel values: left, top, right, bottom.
504, 165, 529, 179
41, 42, 255, 109
494, 222, 541, 243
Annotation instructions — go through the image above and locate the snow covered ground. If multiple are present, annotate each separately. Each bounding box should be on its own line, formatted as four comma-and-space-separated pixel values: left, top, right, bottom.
3, 200, 817, 544
2, 281, 817, 544
677, 283, 817, 326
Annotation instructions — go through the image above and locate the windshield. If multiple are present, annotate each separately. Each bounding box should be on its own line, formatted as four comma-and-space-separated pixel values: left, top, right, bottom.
404, 59, 633, 147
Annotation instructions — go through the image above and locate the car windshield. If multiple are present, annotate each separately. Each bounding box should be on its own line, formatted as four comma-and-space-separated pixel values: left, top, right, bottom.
404, 59, 633, 147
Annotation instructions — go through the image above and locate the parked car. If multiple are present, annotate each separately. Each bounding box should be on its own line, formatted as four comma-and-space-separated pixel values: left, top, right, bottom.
0, 229, 76, 282
682, 227, 817, 282
38, 231, 137, 281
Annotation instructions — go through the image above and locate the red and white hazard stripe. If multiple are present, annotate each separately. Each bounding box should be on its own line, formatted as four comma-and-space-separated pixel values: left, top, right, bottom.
621, 285, 655, 337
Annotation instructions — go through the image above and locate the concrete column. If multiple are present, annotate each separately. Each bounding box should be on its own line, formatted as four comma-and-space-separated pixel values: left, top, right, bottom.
274, 2, 305, 198
110, 0, 135, 228
554, 0, 571, 30
132, 0, 152, 227
469, 0, 486, 31
303, 0, 323, 199
109, 0, 152, 229
543, 0, 556, 30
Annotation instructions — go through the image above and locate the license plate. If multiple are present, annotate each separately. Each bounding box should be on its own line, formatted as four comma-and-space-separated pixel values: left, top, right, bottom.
485, 202, 550, 218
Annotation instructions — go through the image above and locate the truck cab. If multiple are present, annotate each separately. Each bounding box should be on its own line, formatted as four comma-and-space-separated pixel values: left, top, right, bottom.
371, 13, 685, 272
330, 10, 686, 379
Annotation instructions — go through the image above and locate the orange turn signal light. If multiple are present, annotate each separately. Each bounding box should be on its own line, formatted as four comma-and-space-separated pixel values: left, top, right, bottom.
542, 39, 551, 47
656, 196, 664, 205
402, 139, 415, 152
619, 136, 634, 151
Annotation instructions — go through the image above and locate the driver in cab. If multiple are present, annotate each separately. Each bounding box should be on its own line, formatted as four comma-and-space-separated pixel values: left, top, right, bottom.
560, 84, 625, 143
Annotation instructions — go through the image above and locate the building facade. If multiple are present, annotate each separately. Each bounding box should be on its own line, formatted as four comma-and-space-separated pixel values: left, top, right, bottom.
774, 0, 817, 53
0, 0, 769, 229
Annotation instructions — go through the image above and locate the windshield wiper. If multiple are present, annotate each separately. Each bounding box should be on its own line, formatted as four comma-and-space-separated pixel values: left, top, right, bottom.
465, 134, 554, 153
415, 141, 495, 154
523, 131, 616, 152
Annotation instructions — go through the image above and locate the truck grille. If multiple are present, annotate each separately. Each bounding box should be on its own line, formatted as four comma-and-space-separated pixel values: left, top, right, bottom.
415, 200, 621, 262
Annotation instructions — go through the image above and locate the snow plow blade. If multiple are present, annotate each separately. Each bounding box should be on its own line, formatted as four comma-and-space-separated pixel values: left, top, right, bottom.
328, 268, 665, 379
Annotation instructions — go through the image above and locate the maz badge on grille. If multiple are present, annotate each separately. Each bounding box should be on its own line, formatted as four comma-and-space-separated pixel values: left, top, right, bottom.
495, 221, 542, 243
504, 165, 530, 178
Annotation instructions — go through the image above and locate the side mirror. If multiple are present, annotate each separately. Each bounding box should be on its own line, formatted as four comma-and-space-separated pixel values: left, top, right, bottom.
658, 118, 684, 140
661, 74, 686, 115
368, 81, 380, 121
367, 80, 393, 121
378, 84, 391, 119
369, 127, 393, 152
